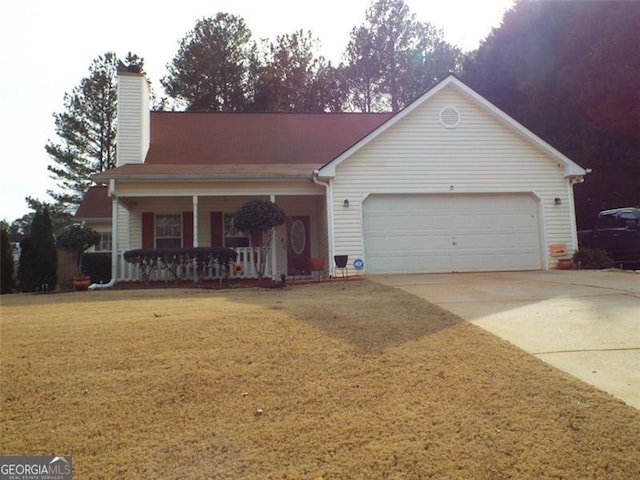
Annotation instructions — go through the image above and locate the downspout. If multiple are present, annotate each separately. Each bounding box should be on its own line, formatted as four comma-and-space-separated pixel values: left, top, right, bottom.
312, 170, 335, 278
89, 179, 119, 289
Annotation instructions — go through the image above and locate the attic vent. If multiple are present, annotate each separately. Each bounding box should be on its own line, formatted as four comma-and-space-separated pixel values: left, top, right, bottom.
439, 107, 460, 128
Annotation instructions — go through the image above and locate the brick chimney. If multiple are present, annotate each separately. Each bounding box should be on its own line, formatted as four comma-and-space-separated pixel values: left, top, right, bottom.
116, 72, 150, 166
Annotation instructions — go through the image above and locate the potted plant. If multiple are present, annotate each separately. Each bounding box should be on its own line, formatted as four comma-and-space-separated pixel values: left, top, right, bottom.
233, 200, 286, 283
57, 224, 100, 290
557, 258, 573, 270
309, 256, 325, 272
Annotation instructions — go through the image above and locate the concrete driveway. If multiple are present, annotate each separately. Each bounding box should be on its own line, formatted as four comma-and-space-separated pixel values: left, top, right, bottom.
371, 270, 640, 409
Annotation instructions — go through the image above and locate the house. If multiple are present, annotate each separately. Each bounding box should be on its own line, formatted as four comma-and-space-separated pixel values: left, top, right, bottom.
77, 72, 586, 284
74, 185, 113, 253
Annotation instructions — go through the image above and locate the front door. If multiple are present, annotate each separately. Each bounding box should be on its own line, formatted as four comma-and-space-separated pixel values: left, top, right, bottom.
287, 216, 310, 275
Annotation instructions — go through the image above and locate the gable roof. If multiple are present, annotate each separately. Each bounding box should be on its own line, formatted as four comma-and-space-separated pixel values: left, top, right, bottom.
317, 75, 586, 178
94, 112, 392, 181
75, 186, 111, 219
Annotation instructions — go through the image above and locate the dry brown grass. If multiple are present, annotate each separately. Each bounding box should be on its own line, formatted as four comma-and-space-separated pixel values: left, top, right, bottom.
1, 280, 639, 479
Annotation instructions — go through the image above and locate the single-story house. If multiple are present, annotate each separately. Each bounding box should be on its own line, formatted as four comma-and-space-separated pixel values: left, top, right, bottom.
76, 72, 586, 284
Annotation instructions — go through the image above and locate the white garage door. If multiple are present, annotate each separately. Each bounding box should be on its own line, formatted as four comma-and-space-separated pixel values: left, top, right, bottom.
363, 193, 542, 274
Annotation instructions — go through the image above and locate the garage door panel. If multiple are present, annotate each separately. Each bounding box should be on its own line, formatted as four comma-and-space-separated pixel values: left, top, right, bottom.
363, 194, 542, 274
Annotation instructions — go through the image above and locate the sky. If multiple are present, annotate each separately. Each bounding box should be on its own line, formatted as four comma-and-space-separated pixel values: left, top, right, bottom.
0, 0, 514, 223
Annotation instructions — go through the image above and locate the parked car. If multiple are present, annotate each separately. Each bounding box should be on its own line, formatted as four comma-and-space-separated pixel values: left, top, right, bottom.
577, 207, 640, 268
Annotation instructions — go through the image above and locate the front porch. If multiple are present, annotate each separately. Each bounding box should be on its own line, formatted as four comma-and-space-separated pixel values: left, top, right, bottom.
110, 190, 329, 283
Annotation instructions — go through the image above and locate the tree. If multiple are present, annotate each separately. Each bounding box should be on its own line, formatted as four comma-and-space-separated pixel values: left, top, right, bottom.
1, 223, 15, 294
18, 207, 58, 292
252, 30, 342, 112
56, 223, 100, 278
344, 0, 463, 112
462, 1, 640, 228
9, 197, 72, 238
233, 200, 286, 281
46, 52, 144, 212
162, 14, 257, 111
343, 26, 381, 112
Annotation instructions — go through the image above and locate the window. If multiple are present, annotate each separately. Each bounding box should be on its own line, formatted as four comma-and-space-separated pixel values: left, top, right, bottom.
224, 214, 250, 248
155, 214, 182, 248
96, 232, 112, 252
618, 211, 639, 228
598, 213, 616, 229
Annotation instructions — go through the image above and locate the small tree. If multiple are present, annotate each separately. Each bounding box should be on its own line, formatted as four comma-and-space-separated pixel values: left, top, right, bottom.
57, 223, 100, 278
1, 224, 15, 293
233, 200, 286, 281
18, 207, 58, 292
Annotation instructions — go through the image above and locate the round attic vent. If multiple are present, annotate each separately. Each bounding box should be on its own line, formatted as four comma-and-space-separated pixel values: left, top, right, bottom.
439, 107, 461, 128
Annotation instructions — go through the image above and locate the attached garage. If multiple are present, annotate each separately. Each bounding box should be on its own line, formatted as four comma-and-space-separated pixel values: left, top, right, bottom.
363, 193, 543, 274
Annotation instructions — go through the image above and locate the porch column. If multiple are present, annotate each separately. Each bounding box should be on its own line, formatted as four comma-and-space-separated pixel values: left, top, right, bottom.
111, 195, 119, 281
271, 194, 277, 279
192, 195, 199, 247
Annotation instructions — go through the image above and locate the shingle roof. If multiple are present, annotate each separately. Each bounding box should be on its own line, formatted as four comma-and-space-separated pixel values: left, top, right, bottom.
95, 112, 393, 181
75, 186, 111, 219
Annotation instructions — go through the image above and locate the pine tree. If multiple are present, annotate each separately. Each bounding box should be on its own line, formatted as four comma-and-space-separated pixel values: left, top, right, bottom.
344, 0, 463, 112
162, 14, 256, 111
1, 223, 15, 293
46, 52, 144, 212
18, 207, 58, 292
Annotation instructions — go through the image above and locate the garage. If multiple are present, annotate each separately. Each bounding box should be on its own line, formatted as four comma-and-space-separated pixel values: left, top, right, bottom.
363, 193, 542, 274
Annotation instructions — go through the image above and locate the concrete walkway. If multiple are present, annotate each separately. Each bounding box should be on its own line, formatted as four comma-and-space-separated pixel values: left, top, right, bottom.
372, 270, 640, 409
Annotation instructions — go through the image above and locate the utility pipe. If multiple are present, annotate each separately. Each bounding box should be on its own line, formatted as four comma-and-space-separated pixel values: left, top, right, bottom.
89, 181, 119, 290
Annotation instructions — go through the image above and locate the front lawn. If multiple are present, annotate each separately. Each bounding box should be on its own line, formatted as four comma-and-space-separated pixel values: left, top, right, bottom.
1, 281, 638, 479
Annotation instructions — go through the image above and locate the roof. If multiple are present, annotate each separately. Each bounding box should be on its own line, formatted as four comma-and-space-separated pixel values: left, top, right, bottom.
318, 75, 587, 178
95, 112, 392, 181
74, 186, 111, 219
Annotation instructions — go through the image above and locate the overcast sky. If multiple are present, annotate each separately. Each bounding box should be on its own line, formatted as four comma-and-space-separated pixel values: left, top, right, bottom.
0, 0, 514, 223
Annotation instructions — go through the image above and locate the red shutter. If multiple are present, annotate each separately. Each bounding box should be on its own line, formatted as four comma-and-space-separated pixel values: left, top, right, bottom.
182, 211, 194, 248
210, 212, 223, 247
142, 212, 154, 249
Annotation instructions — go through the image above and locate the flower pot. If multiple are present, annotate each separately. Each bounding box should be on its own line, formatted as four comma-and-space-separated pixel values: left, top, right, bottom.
308, 256, 325, 271
557, 259, 573, 270
73, 276, 91, 291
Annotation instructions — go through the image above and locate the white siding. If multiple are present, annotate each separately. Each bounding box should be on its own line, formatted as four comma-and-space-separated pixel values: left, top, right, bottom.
117, 203, 130, 251
116, 73, 149, 166
332, 84, 577, 271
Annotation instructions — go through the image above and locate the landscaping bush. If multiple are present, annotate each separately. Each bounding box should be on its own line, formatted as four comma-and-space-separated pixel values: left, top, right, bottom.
234, 200, 286, 281
18, 207, 57, 292
57, 224, 100, 277
81, 253, 111, 284
1, 225, 15, 293
123, 247, 238, 282
572, 248, 615, 270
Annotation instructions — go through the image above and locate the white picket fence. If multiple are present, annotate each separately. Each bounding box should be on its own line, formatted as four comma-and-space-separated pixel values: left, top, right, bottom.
118, 248, 269, 282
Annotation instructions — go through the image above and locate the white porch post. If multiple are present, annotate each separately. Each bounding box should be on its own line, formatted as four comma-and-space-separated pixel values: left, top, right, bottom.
192, 195, 199, 247
110, 180, 119, 282
271, 194, 277, 279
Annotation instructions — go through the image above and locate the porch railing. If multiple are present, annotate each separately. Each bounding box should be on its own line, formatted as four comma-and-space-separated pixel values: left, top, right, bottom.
117, 247, 270, 282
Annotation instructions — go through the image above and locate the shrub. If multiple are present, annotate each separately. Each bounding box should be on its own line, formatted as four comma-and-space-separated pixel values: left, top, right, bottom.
234, 200, 286, 281
1, 225, 15, 293
18, 207, 57, 292
57, 224, 100, 276
572, 248, 615, 270
123, 247, 238, 282
81, 253, 111, 284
